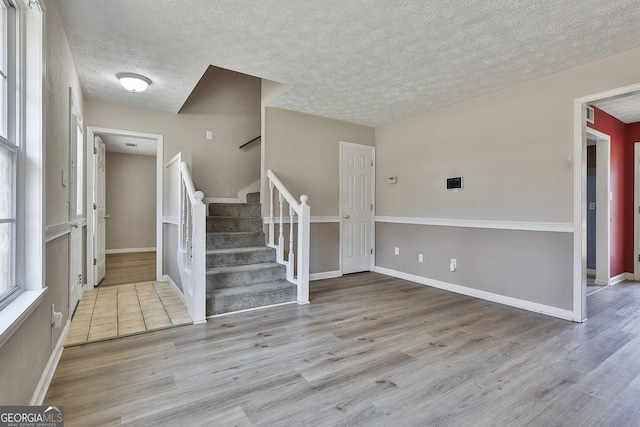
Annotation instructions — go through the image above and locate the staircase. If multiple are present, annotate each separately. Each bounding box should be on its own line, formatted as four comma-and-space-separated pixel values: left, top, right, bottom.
205, 192, 297, 315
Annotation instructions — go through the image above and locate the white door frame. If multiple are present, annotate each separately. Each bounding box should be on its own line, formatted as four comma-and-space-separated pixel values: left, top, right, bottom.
586, 128, 611, 287
573, 82, 640, 322
68, 89, 84, 310
339, 141, 376, 274
85, 127, 164, 288
634, 142, 640, 280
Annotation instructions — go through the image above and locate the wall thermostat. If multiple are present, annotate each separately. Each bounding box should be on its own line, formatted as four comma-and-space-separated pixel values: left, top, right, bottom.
446, 176, 463, 190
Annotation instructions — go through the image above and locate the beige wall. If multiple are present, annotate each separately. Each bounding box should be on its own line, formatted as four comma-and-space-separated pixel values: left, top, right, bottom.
374, 45, 640, 312
263, 107, 374, 273
0, 0, 84, 404
264, 107, 375, 216
105, 152, 157, 250
85, 66, 261, 198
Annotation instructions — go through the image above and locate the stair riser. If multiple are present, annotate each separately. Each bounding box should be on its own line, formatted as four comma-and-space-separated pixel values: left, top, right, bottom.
207, 249, 276, 268
207, 233, 265, 249
206, 287, 296, 316
208, 203, 261, 217
246, 192, 260, 203
207, 265, 286, 289
206, 217, 263, 233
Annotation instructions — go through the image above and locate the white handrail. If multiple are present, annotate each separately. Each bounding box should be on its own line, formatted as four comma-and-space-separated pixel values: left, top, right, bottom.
180, 162, 201, 205
267, 169, 301, 213
266, 169, 310, 304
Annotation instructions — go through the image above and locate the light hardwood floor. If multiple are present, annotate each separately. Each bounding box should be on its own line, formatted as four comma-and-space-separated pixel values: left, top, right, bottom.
100, 252, 156, 287
46, 273, 640, 426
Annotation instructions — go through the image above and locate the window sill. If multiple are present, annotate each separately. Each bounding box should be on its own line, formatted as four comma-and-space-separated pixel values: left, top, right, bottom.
0, 288, 48, 348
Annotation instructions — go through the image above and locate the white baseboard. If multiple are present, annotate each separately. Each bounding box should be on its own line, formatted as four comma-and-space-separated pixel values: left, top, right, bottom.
162, 275, 186, 306
594, 279, 609, 286
31, 319, 71, 405
310, 270, 342, 281
105, 247, 156, 254
610, 272, 631, 285
586, 268, 596, 276
373, 266, 574, 321
625, 272, 636, 281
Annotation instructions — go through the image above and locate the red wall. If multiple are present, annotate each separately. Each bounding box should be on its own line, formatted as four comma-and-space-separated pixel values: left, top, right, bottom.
588, 106, 640, 277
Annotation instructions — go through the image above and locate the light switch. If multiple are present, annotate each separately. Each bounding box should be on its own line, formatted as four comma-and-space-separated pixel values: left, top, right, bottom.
62, 169, 68, 187
206, 131, 213, 140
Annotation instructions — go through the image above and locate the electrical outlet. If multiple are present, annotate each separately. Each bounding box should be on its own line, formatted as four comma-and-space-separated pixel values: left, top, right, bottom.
418, 254, 423, 263
450, 259, 457, 272
394, 247, 399, 255
206, 130, 213, 140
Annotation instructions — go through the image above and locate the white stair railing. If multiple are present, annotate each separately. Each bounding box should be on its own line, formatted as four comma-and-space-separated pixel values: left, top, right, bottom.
177, 161, 207, 323
266, 169, 310, 304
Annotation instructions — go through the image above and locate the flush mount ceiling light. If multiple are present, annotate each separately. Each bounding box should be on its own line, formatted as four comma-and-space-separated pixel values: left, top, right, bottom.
117, 73, 151, 93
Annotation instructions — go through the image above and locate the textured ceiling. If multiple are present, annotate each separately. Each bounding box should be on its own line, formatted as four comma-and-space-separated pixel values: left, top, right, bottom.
591, 91, 640, 124
101, 135, 157, 156
57, 0, 640, 127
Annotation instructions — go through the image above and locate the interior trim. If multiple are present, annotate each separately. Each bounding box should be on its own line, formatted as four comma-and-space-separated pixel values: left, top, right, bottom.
45, 222, 71, 242
375, 216, 573, 233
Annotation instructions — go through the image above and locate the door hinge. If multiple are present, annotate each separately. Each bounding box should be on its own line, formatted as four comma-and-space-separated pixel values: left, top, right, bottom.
371, 160, 373, 167
93, 203, 96, 210
94, 146, 97, 155
371, 248, 373, 254
638, 254, 640, 262
371, 204, 373, 211
93, 258, 97, 266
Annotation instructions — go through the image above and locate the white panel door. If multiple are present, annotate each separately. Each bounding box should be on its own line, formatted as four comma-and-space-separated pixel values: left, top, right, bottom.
69, 110, 83, 311
341, 142, 374, 274
95, 137, 107, 284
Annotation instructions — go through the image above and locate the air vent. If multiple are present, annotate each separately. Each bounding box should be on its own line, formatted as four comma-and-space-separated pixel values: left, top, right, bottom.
586, 106, 595, 124
125, 143, 138, 147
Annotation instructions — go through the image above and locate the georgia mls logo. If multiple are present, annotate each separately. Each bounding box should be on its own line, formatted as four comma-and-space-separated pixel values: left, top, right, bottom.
0, 405, 64, 427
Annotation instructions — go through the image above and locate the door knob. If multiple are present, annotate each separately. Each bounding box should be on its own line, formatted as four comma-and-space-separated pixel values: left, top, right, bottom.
344, 215, 350, 219
71, 223, 79, 228
103, 215, 111, 220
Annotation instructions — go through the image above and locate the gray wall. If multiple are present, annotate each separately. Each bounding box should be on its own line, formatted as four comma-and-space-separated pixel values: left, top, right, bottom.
105, 152, 156, 250
376, 223, 573, 309
162, 224, 182, 292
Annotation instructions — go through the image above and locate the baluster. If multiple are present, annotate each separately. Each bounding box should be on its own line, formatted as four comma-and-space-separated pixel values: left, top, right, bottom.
186, 199, 192, 269
289, 205, 295, 282
269, 180, 274, 246
181, 181, 187, 251
278, 193, 284, 262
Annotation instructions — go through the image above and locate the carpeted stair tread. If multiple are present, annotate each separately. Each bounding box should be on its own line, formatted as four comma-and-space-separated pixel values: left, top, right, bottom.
207, 262, 284, 275
209, 280, 295, 297
206, 216, 263, 233
206, 246, 273, 255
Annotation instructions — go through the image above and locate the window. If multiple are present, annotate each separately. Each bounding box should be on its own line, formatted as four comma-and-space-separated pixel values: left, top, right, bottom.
0, 0, 17, 308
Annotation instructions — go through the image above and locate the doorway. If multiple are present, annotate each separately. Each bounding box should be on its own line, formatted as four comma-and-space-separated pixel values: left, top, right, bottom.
585, 128, 611, 289
86, 127, 164, 289
573, 82, 640, 321
340, 141, 375, 274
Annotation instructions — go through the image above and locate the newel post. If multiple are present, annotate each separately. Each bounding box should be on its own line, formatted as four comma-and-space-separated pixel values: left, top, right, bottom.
297, 195, 310, 304
191, 190, 207, 323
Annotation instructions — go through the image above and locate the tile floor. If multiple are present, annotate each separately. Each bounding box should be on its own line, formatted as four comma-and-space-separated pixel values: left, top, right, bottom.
65, 281, 192, 346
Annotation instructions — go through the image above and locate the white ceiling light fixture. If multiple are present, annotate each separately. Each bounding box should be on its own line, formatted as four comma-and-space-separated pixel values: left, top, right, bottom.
117, 73, 152, 93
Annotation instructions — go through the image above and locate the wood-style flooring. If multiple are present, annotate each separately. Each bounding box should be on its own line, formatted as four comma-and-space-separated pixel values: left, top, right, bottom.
46, 273, 640, 426
99, 251, 156, 287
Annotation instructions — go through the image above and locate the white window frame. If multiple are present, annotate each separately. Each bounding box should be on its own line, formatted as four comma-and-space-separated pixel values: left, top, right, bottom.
0, 0, 45, 348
